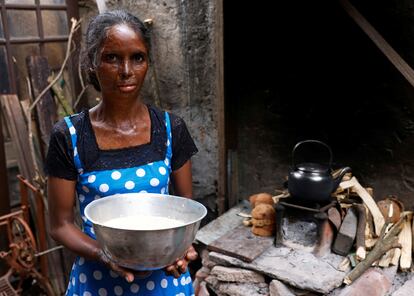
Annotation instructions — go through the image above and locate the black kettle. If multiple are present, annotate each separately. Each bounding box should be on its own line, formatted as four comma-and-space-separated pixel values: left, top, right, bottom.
288, 140, 351, 203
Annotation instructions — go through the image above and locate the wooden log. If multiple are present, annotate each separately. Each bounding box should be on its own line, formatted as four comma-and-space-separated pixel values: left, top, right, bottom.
391, 248, 401, 266
340, 177, 385, 236
344, 217, 404, 285
399, 212, 412, 271
354, 204, 366, 260
333, 208, 357, 256
379, 249, 395, 267
0, 95, 36, 182
26, 55, 57, 160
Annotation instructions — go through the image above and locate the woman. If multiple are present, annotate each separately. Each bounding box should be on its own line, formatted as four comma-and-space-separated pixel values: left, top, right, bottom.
46, 10, 198, 296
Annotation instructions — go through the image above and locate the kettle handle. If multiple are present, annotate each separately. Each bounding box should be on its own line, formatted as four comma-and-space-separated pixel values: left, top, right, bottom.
292, 140, 333, 168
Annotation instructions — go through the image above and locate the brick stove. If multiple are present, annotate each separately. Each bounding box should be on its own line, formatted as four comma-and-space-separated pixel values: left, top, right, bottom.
193, 201, 414, 296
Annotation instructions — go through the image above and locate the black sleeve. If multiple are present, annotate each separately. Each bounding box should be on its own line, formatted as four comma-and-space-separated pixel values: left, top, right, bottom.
44, 120, 78, 180
169, 113, 198, 171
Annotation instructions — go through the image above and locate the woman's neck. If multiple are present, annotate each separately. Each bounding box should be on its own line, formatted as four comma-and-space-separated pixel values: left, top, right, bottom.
90, 99, 148, 128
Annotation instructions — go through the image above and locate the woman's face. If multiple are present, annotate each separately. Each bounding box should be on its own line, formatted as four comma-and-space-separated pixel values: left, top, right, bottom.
95, 24, 149, 99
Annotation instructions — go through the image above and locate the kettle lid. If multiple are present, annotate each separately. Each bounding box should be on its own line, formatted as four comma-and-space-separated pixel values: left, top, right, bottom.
296, 162, 330, 173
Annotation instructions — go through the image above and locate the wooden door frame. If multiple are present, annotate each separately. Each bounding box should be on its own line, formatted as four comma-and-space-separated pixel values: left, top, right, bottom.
215, 0, 227, 215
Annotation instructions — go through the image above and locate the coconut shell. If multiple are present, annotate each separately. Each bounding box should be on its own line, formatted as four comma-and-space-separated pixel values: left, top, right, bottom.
249, 193, 273, 208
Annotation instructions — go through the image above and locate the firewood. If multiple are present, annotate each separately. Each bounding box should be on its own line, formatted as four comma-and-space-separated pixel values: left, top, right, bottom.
354, 204, 366, 260
343, 216, 404, 285
378, 249, 394, 267
333, 208, 357, 256
399, 212, 413, 271
340, 177, 385, 236
390, 248, 401, 266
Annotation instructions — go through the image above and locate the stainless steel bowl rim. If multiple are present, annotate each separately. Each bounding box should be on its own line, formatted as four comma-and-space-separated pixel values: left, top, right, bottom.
84, 192, 207, 229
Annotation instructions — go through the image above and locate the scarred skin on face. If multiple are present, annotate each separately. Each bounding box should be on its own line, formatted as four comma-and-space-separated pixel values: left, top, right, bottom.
90, 24, 151, 150
96, 24, 149, 99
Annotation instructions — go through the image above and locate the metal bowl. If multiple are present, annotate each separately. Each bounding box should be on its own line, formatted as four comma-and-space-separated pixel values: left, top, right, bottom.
84, 193, 207, 270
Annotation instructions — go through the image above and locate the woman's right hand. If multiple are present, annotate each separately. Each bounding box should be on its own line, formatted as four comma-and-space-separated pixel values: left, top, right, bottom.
97, 249, 135, 282
97, 249, 152, 282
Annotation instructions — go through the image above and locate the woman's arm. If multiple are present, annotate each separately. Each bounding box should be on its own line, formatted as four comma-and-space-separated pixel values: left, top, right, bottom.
48, 176, 135, 281
48, 176, 100, 259
171, 160, 193, 198
166, 159, 198, 277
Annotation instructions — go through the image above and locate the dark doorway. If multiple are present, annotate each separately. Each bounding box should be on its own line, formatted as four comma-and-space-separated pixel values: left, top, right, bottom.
224, 0, 414, 209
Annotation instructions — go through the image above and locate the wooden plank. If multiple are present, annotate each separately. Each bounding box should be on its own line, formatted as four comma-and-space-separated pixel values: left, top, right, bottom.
215, 0, 226, 215
0, 95, 35, 182
208, 225, 274, 262
399, 212, 412, 271
340, 177, 385, 236
26, 55, 57, 160
0, 105, 10, 275
195, 201, 250, 245
340, 0, 414, 88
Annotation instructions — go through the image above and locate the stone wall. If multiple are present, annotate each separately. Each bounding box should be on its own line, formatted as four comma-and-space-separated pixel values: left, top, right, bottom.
79, 0, 220, 216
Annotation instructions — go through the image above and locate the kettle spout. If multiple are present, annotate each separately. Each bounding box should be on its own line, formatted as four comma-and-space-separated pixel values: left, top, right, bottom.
332, 167, 352, 192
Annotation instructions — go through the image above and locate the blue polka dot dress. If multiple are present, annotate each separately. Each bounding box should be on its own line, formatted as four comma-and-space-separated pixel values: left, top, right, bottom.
63, 112, 194, 296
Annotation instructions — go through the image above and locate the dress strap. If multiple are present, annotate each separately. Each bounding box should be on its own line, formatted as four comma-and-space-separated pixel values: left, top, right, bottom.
63, 115, 84, 175
164, 112, 173, 161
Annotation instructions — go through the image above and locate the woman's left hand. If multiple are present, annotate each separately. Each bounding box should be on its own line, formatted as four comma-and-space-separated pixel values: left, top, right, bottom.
164, 245, 198, 278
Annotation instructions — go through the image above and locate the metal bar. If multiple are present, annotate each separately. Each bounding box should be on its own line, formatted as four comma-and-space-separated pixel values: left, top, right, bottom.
35, 245, 64, 257
279, 201, 321, 213
17, 174, 38, 192
17, 175, 30, 223
2, 36, 68, 44
0, 210, 23, 221
3, 4, 66, 10
0, 0, 16, 92
35, 190, 48, 277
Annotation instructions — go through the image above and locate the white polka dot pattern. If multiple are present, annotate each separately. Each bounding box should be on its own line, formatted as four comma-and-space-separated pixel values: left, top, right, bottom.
136, 168, 146, 177
88, 175, 96, 183
146, 281, 155, 291
150, 178, 160, 187
109, 270, 119, 278
130, 283, 139, 293
98, 288, 107, 296
79, 273, 87, 283
99, 184, 109, 193
65, 112, 189, 295
125, 181, 135, 190
111, 171, 121, 180
159, 167, 167, 175
69, 126, 76, 135
78, 194, 85, 203
74, 147, 78, 156
93, 270, 102, 280
161, 278, 168, 288
78, 257, 85, 265
114, 285, 123, 296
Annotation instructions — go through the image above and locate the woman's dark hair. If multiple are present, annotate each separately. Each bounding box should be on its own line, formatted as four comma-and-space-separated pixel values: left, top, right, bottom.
83, 10, 151, 91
